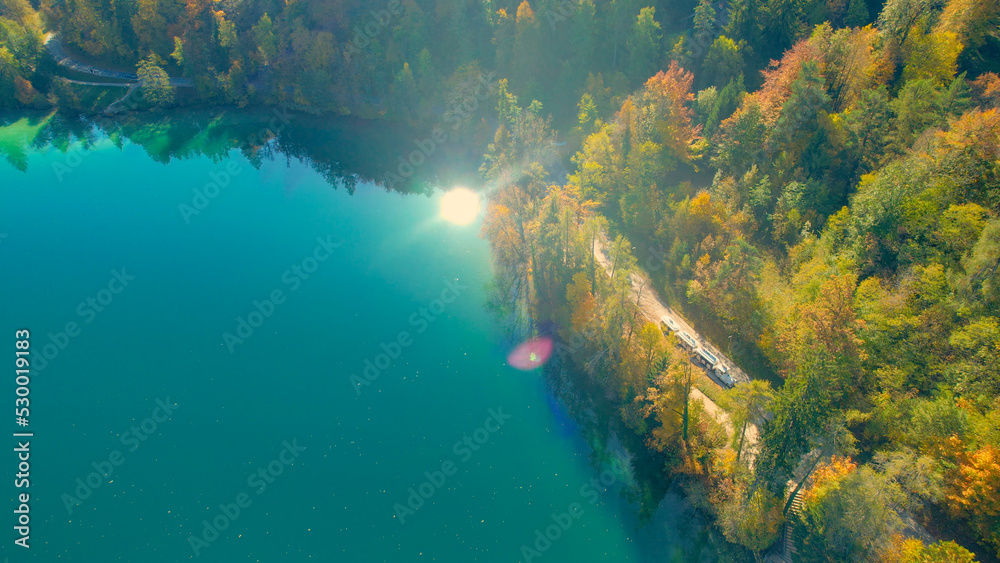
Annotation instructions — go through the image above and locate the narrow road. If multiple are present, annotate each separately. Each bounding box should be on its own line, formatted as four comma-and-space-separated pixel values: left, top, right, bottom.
592, 235, 758, 451
593, 237, 750, 386
57, 78, 133, 87
691, 387, 736, 434
45, 33, 193, 87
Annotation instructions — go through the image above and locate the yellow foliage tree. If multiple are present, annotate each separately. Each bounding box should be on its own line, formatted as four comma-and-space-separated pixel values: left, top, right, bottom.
901, 26, 963, 85
935, 0, 1000, 51
883, 535, 979, 562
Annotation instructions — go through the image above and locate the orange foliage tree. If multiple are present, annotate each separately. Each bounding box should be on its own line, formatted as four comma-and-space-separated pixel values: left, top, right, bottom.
944, 442, 1000, 557
639, 61, 703, 166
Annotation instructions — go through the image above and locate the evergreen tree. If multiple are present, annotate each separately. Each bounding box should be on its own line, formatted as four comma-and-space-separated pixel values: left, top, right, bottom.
844, 0, 870, 27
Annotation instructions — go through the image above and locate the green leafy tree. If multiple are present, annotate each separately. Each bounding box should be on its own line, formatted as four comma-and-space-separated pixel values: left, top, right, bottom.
877, 0, 936, 48
726, 0, 763, 54
694, 0, 717, 46
170, 36, 184, 67
844, 86, 893, 179
844, 0, 870, 26
730, 380, 775, 461
961, 219, 1000, 310
770, 60, 832, 181
253, 13, 277, 65
763, 0, 806, 58
796, 462, 905, 562
755, 359, 848, 494
705, 238, 764, 335
0, 46, 18, 106
137, 54, 174, 106
703, 74, 745, 135
626, 7, 661, 84
713, 100, 766, 178
215, 12, 237, 52
703, 35, 743, 87
890, 77, 971, 158
718, 486, 785, 562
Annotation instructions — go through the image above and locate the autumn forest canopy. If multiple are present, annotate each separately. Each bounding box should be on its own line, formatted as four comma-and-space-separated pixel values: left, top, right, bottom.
3, 0, 1000, 560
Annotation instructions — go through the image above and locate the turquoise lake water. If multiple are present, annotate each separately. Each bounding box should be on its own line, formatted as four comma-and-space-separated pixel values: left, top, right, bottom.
0, 116, 695, 562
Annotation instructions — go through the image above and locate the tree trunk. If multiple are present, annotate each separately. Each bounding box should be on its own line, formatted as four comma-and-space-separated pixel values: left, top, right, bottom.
736, 417, 749, 461
590, 230, 597, 295
682, 365, 691, 442
610, 236, 623, 279
624, 283, 643, 348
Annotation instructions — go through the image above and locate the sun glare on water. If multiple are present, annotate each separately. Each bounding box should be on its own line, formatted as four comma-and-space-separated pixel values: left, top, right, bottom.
440, 188, 481, 225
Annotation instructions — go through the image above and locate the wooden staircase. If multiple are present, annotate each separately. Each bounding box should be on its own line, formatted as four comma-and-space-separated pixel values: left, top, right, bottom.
766, 486, 805, 563
784, 489, 805, 558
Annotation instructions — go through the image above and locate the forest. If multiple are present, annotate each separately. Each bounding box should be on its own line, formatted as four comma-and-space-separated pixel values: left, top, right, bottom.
2, 0, 999, 560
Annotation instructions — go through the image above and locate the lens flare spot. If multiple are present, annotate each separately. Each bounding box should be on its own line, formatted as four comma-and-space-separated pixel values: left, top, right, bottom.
440, 188, 480, 225
507, 337, 553, 370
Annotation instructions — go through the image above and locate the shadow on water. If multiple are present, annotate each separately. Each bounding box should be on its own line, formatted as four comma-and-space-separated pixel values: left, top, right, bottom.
533, 338, 743, 562
486, 294, 743, 560
0, 107, 487, 194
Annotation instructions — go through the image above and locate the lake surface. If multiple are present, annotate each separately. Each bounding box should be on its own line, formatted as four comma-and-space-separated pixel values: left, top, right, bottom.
0, 111, 721, 562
